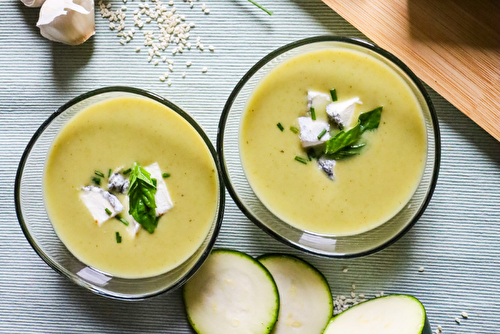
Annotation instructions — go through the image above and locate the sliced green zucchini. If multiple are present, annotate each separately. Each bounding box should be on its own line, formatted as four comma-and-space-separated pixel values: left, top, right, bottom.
258, 254, 333, 334
183, 249, 279, 334
323, 294, 432, 334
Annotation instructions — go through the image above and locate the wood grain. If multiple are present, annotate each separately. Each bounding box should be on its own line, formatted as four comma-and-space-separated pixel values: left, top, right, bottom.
322, 0, 500, 141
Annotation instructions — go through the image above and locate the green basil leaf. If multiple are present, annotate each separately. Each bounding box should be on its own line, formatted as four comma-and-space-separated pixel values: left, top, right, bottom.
324, 121, 362, 155
359, 106, 383, 132
127, 163, 158, 234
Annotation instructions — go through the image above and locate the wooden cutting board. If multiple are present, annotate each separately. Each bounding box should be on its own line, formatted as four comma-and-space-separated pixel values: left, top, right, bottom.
322, 0, 500, 141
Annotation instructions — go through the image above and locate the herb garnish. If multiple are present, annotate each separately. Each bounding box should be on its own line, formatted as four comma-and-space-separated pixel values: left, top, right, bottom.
108, 169, 112, 178
127, 163, 158, 234
277, 123, 284, 132
162, 173, 171, 178
330, 89, 338, 102
317, 129, 327, 140
248, 0, 273, 15
310, 107, 316, 120
95, 170, 105, 178
295, 156, 308, 164
105, 208, 112, 216
117, 216, 130, 226
91, 176, 101, 186
290, 126, 299, 134
123, 168, 132, 175
115, 232, 122, 243
324, 107, 383, 159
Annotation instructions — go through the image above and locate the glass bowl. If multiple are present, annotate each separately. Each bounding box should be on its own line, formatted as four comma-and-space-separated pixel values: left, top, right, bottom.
15, 87, 225, 300
218, 36, 440, 258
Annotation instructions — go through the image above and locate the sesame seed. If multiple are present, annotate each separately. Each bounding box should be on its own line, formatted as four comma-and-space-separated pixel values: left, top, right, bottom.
167, 79, 172, 86
121, 5, 127, 11
350, 291, 355, 298
204, 9, 210, 14
201, 67, 207, 73
186, 61, 192, 66
154, 60, 159, 65
461, 311, 468, 318
419, 267, 425, 272
342, 268, 348, 273
159, 76, 166, 82
351, 283, 356, 290
182, 72, 186, 78
455, 317, 461, 324
135, 47, 141, 52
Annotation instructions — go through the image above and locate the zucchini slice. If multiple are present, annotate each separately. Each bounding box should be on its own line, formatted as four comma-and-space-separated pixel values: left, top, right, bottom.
183, 249, 279, 334
323, 294, 432, 334
258, 254, 333, 334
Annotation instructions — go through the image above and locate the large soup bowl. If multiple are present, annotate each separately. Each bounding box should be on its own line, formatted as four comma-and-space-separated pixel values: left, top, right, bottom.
15, 87, 225, 300
218, 36, 440, 258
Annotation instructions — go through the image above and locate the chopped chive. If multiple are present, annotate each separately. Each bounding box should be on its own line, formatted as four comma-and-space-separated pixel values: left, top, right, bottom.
277, 123, 284, 132
330, 89, 338, 101
317, 129, 327, 140
117, 216, 130, 226
105, 208, 112, 216
310, 107, 316, 120
108, 169, 112, 177
123, 168, 132, 175
91, 176, 101, 186
162, 173, 171, 178
294, 156, 308, 165
94, 170, 105, 178
306, 148, 316, 161
290, 126, 299, 134
115, 232, 122, 244
247, 0, 273, 15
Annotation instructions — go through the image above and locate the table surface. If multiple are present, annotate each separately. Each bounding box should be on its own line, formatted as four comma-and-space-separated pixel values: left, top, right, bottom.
1, 1, 499, 333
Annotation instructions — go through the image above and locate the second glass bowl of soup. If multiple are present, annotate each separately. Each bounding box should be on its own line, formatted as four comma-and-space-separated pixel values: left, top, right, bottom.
218, 36, 440, 257
16, 87, 225, 299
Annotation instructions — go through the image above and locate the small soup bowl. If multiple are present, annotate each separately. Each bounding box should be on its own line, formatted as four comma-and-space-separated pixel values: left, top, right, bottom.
15, 87, 225, 300
218, 36, 440, 258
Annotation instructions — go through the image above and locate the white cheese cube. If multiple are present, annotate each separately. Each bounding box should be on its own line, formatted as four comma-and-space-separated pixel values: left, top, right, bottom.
326, 97, 362, 128
307, 90, 331, 109
80, 186, 123, 226
298, 117, 331, 148
144, 162, 174, 216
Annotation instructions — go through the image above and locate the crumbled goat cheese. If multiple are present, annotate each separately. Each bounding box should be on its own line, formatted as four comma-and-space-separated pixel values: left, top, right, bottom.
307, 90, 331, 109
108, 173, 129, 194
80, 186, 123, 226
298, 117, 331, 147
326, 97, 362, 128
318, 157, 336, 180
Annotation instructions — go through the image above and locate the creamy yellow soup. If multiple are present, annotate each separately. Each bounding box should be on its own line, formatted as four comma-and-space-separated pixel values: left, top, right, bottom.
240, 48, 427, 236
44, 96, 219, 278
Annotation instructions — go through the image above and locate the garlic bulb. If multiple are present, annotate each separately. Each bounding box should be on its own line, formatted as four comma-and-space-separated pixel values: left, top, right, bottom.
21, 0, 46, 7
37, 0, 95, 46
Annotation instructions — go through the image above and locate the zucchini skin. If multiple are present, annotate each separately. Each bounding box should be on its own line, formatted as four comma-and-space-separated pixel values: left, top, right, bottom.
183, 248, 280, 334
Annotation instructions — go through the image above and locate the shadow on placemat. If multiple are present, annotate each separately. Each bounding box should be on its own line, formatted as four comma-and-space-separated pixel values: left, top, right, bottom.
408, 0, 500, 48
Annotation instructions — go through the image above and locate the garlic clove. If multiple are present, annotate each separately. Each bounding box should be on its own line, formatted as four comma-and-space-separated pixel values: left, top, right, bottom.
21, 0, 46, 7
36, 0, 95, 46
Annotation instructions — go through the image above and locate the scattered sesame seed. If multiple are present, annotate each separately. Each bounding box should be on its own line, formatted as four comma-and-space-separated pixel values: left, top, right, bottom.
204, 9, 210, 14
455, 317, 461, 324
167, 79, 172, 86
419, 267, 425, 272
208, 45, 215, 51
159, 75, 166, 82
182, 72, 186, 78
342, 268, 348, 273
154, 59, 159, 65
135, 47, 141, 52
351, 283, 356, 290
121, 5, 127, 11
201, 67, 207, 73
461, 311, 468, 319
186, 61, 192, 66
350, 291, 355, 298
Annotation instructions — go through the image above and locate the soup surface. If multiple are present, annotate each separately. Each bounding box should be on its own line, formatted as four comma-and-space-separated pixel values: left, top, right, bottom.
240, 48, 427, 236
44, 96, 218, 278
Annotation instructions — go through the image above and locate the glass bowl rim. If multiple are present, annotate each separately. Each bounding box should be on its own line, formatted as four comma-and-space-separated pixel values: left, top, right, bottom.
217, 35, 441, 258
14, 86, 226, 300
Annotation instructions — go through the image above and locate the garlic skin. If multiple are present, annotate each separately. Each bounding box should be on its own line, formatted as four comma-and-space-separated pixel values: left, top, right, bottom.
37, 0, 95, 46
21, 0, 46, 7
